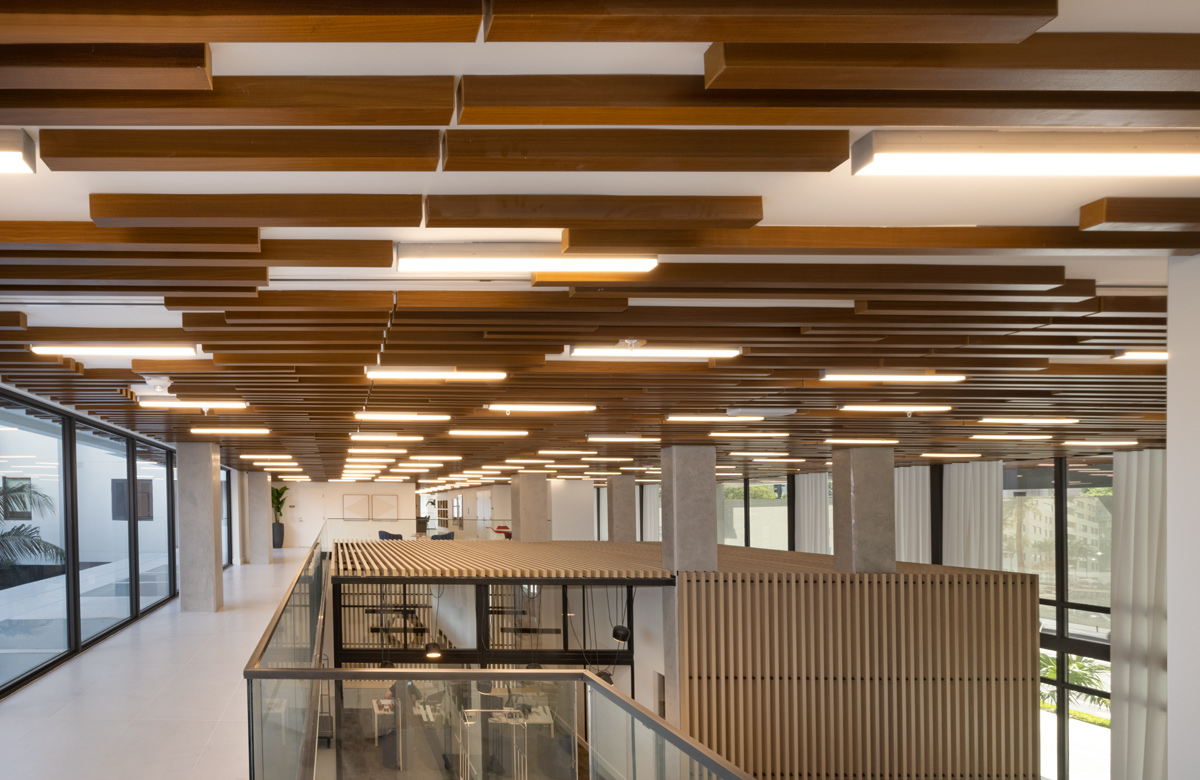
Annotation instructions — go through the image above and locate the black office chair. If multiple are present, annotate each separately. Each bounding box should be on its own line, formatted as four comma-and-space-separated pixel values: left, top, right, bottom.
430, 531, 454, 540
378, 530, 403, 540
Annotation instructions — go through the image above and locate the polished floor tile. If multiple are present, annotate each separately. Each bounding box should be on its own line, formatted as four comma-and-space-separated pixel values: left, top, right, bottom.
0, 549, 304, 780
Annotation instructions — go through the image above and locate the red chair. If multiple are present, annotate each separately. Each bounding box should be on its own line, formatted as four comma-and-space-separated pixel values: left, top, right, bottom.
487, 525, 512, 540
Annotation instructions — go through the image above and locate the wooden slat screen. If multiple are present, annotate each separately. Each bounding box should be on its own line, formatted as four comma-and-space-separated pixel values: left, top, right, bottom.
677, 571, 1040, 779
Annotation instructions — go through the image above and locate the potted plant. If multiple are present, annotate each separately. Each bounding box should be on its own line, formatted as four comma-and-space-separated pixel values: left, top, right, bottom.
0, 479, 64, 578
271, 485, 288, 548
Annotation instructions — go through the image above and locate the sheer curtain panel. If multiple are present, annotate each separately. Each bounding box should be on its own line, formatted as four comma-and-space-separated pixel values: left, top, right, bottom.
794, 472, 830, 554
1112, 449, 1167, 780
894, 466, 931, 563
942, 460, 1003, 569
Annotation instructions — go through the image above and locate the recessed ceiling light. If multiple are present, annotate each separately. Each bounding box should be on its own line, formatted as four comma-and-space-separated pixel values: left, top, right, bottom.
840, 405, 952, 412
826, 438, 899, 444
820, 372, 966, 383
366, 369, 506, 381
190, 427, 270, 435
139, 399, 247, 409
970, 434, 1054, 440
448, 429, 528, 437
347, 448, 408, 454
1114, 351, 1168, 360
978, 418, 1079, 425
920, 453, 982, 458
708, 432, 788, 438
33, 345, 197, 357
1061, 440, 1138, 446
852, 130, 1200, 177
571, 346, 740, 359
354, 412, 451, 421
350, 434, 425, 442
539, 450, 598, 455
487, 403, 596, 412
0, 129, 36, 174
239, 454, 291, 460
587, 435, 660, 443
667, 415, 765, 422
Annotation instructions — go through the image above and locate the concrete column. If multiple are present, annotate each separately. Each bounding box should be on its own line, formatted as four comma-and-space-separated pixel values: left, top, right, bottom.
510, 472, 550, 542
1168, 255, 1195, 777
247, 470, 273, 565
661, 445, 718, 571
832, 447, 896, 574
177, 442, 223, 612
606, 474, 637, 542
236, 470, 250, 563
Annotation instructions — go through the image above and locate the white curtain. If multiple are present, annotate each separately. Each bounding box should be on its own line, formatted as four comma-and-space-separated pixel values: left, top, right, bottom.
942, 460, 1003, 569
895, 466, 931, 563
1112, 449, 1167, 780
794, 472, 830, 554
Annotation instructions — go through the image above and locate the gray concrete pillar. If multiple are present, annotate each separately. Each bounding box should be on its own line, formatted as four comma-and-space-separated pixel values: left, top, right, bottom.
177, 442, 223, 612
247, 470, 273, 565
832, 447, 897, 574
510, 472, 550, 542
606, 474, 638, 542
661, 445, 718, 572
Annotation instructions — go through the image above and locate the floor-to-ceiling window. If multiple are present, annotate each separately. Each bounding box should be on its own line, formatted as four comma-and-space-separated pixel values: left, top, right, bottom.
0, 399, 68, 688
1004, 457, 1112, 780
749, 479, 789, 550
74, 423, 133, 641
220, 466, 232, 568
0, 389, 178, 697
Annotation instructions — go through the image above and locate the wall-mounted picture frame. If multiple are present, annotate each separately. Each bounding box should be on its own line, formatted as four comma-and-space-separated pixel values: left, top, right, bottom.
371, 494, 398, 521
342, 493, 370, 520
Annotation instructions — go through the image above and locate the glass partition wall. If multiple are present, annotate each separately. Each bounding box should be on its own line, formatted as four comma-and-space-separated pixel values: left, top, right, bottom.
0, 389, 176, 697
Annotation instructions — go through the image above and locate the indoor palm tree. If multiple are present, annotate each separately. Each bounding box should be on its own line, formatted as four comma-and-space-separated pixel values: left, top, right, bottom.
0, 479, 64, 567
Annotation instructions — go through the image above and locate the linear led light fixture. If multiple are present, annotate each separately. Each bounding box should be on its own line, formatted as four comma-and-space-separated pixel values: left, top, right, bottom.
549, 464, 589, 470
0, 129, 35, 173
571, 346, 740, 359
1061, 440, 1139, 446
488, 403, 596, 412
349, 433, 424, 441
971, 434, 1053, 440
347, 448, 408, 454
263, 466, 304, 471
708, 432, 788, 438
354, 412, 451, 421
667, 415, 765, 422
396, 244, 658, 275
715, 465, 737, 469
729, 451, 788, 457
33, 345, 197, 357
920, 453, 982, 458
635, 479, 661, 483
448, 429, 528, 437
190, 427, 269, 435
412, 455, 461, 460
753, 458, 807, 463
346, 457, 394, 463
482, 465, 523, 470
584, 471, 621, 476
506, 458, 555, 464
1115, 351, 1168, 360
253, 461, 292, 466
587, 435, 660, 443
821, 372, 966, 383
826, 438, 899, 444
366, 369, 507, 381
391, 467, 431, 473
279, 477, 310, 481
852, 131, 1200, 177
239, 454, 291, 460
619, 466, 650, 471
840, 405, 952, 413
978, 418, 1079, 425
538, 449, 598, 455
582, 457, 634, 462
139, 399, 247, 409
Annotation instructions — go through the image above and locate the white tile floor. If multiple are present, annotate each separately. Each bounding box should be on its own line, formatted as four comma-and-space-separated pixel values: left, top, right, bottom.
0, 549, 306, 780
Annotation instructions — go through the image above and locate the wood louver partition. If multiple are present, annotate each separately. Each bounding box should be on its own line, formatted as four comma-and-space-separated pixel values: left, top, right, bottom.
676, 570, 1040, 779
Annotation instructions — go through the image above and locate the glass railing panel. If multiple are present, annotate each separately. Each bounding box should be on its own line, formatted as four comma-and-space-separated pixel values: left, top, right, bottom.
256, 537, 325, 669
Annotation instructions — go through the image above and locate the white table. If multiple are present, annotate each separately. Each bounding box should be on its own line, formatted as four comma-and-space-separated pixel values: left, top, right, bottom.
372, 699, 396, 746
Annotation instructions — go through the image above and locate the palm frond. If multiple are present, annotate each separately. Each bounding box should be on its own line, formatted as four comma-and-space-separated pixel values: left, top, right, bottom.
0, 523, 66, 564
0, 481, 56, 521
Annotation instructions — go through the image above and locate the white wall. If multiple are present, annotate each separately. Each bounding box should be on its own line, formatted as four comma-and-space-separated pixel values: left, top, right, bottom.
277, 480, 417, 547
632, 587, 666, 714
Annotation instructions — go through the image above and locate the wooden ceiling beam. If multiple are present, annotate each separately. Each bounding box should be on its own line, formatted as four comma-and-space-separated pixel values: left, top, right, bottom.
0, 264, 267, 286
0, 312, 27, 330
0, 1, 483, 43
0, 239, 395, 268
704, 35, 1200, 91
562, 226, 1200, 255
853, 299, 1101, 317
0, 285, 262, 298
394, 291, 628, 312
39, 129, 441, 172
0, 43, 211, 90
0, 221, 258, 253
1080, 197, 1200, 232
90, 194, 423, 229
217, 311, 392, 326
0, 76, 453, 126
443, 129, 848, 172
164, 291, 394, 312
424, 194, 763, 229
533, 262, 1065, 290
483, 0, 1057, 44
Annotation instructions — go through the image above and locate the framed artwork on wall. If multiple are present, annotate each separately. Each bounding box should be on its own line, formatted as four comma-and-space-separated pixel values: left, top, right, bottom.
371, 494, 398, 520
342, 493, 370, 520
